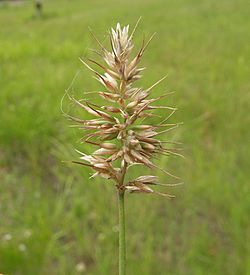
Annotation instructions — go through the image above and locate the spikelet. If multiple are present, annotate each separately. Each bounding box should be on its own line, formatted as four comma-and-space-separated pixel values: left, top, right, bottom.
64, 21, 182, 197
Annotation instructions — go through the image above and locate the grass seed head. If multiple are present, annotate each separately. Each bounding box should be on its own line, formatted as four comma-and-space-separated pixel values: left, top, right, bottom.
65, 21, 181, 197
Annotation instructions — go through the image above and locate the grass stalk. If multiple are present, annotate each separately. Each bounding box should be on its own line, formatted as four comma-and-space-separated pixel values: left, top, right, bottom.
118, 190, 126, 275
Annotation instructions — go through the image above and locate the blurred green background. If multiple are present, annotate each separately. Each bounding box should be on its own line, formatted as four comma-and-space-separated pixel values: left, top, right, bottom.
0, 0, 249, 274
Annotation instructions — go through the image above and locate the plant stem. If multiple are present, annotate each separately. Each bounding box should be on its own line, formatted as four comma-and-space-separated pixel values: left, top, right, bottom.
118, 190, 126, 275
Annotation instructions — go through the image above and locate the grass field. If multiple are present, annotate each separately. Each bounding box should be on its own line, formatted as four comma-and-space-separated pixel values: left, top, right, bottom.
0, 0, 249, 274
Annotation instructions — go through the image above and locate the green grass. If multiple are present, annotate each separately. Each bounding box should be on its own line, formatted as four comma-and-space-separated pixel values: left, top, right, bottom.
0, 0, 249, 274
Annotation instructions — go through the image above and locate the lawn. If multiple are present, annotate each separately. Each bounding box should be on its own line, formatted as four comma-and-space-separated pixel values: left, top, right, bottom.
0, 0, 249, 274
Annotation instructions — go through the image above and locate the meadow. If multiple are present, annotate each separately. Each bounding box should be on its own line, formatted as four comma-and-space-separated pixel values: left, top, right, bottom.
0, 0, 249, 274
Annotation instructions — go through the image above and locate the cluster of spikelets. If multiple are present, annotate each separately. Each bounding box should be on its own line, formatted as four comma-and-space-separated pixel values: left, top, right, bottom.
64, 21, 182, 198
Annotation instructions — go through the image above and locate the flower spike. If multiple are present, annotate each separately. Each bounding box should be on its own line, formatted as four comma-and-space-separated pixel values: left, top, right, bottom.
65, 21, 182, 197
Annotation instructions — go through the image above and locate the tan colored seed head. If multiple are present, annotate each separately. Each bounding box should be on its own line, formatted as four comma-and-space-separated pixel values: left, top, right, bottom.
64, 20, 182, 197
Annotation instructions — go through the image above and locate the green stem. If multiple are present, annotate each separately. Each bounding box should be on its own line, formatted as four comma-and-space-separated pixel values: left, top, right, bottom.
118, 190, 126, 275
